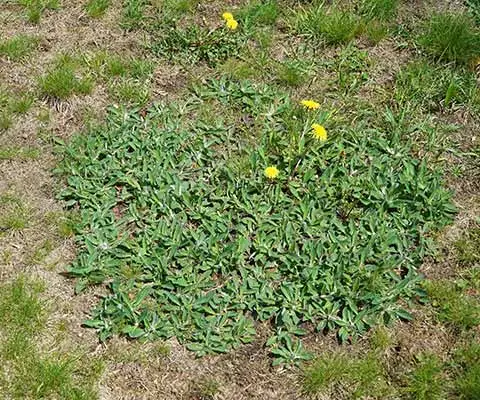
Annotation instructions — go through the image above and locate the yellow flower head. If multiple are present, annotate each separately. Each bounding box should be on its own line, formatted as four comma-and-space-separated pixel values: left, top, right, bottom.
226, 18, 238, 30
222, 12, 234, 21
301, 99, 320, 110
264, 166, 279, 179
311, 123, 327, 141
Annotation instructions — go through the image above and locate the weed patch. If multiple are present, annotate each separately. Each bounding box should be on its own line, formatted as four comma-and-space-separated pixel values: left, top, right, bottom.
58, 79, 454, 363
151, 23, 246, 67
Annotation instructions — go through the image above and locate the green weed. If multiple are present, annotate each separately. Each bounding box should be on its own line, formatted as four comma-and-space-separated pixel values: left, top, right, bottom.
0, 35, 39, 61
419, 13, 480, 65
152, 24, 246, 66
58, 79, 454, 362
85, 0, 110, 18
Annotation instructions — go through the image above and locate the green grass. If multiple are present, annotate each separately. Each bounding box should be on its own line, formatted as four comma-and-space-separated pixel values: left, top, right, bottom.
8, 94, 34, 114
57, 78, 454, 363
425, 280, 480, 330
27, 239, 54, 265
0, 35, 39, 61
0, 87, 35, 131
360, 0, 398, 21
44, 211, 79, 238
17, 0, 60, 23
419, 12, 480, 65
38, 56, 94, 100
193, 379, 220, 399
158, 0, 199, 16
333, 45, 370, 94
294, 5, 361, 44
122, 0, 148, 30
0, 146, 40, 161
302, 351, 391, 397
0, 195, 31, 233
404, 354, 446, 400
466, 0, 480, 24
238, 0, 279, 28
85, 52, 154, 81
455, 227, 480, 264
369, 326, 393, 352
395, 60, 480, 111
0, 277, 103, 399
85, 0, 110, 18
453, 343, 480, 399
0, 112, 13, 131
363, 20, 389, 44
109, 79, 150, 105
275, 59, 310, 87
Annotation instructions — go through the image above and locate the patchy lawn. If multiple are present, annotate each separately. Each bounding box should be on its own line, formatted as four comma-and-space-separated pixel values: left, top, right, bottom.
0, 0, 479, 399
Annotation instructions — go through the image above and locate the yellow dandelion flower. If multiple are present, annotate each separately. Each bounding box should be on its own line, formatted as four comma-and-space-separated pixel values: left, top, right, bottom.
264, 166, 279, 179
301, 99, 320, 110
311, 123, 327, 141
222, 12, 234, 21
226, 18, 238, 30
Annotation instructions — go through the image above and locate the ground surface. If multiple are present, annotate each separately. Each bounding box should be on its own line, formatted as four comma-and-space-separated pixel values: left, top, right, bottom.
0, 0, 479, 399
